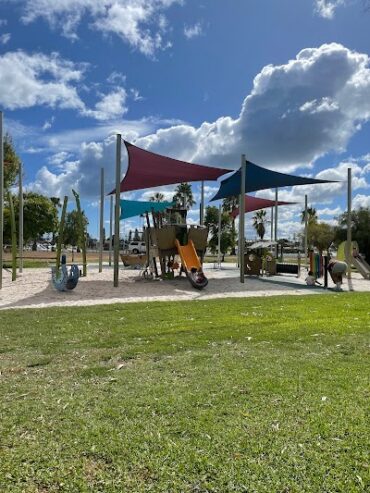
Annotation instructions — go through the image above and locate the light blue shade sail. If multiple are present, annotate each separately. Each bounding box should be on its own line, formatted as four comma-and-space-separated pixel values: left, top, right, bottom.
120, 199, 174, 220
211, 160, 335, 200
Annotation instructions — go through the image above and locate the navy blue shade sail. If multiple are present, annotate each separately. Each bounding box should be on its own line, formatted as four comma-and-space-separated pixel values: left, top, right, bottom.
211, 160, 335, 200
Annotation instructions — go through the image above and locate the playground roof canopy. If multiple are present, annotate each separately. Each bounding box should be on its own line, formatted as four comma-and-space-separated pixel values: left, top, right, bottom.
110, 141, 230, 194
120, 199, 174, 220
231, 195, 294, 218
212, 160, 334, 201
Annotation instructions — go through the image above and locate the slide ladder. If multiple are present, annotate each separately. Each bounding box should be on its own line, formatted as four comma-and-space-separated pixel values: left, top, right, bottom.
175, 239, 208, 290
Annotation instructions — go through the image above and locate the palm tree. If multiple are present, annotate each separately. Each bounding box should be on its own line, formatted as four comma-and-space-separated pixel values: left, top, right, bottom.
222, 196, 238, 254
301, 206, 318, 225
173, 183, 195, 219
149, 192, 165, 203
253, 209, 267, 240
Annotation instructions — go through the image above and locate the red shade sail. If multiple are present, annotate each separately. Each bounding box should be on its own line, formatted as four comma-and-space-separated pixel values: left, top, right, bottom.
110, 141, 230, 193
231, 195, 294, 218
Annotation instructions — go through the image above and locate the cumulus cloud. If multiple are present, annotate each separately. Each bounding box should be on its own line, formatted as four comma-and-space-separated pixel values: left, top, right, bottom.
27, 43, 370, 209
353, 193, 370, 208
315, 0, 346, 19
0, 50, 133, 120
0, 50, 86, 111
136, 43, 370, 171
15, 0, 182, 56
85, 88, 128, 121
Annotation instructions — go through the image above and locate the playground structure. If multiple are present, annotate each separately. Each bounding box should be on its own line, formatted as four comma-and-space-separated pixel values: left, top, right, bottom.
1, 114, 369, 293
51, 254, 80, 292
337, 240, 370, 280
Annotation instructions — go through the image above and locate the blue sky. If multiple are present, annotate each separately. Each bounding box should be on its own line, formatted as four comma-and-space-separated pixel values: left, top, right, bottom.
1, 0, 370, 240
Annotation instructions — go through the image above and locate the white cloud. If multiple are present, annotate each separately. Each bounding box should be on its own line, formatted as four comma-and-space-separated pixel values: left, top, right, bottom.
184, 22, 203, 39
316, 206, 343, 216
353, 194, 370, 209
314, 0, 346, 19
0, 50, 135, 120
42, 115, 55, 131
26, 43, 370, 205
136, 43, 370, 171
0, 33, 11, 44
17, 0, 182, 56
85, 88, 128, 121
0, 50, 86, 111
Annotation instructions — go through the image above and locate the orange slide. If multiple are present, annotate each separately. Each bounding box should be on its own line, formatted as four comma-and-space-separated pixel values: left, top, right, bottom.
175, 239, 208, 290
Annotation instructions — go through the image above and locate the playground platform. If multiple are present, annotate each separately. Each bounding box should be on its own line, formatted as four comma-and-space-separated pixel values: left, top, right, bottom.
1, 264, 369, 310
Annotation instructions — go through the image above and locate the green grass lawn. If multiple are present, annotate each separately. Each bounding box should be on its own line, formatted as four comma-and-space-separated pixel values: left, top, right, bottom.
1, 294, 369, 492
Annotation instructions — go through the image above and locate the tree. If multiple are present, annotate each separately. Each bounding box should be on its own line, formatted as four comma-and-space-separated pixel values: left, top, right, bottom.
300, 206, 318, 225
334, 207, 370, 261
4, 134, 21, 189
149, 192, 165, 202
308, 222, 335, 252
3, 192, 59, 247
252, 209, 267, 240
133, 228, 140, 241
173, 182, 195, 219
204, 205, 234, 260
222, 196, 238, 254
63, 209, 89, 247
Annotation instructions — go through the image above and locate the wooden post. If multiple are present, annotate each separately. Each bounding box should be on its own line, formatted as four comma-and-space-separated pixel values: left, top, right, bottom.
239, 155, 246, 283
217, 203, 222, 267
109, 194, 113, 267
8, 191, 17, 281
114, 134, 121, 287
274, 188, 278, 258
18, 161, 24, 273
56, 196, 68, 275
347, 167, 352, 279
304, 194, 308, 270
99, 167, 104, 273
72, 190, 87, 276
200, 180, 205, 225
0, 111, 3, 289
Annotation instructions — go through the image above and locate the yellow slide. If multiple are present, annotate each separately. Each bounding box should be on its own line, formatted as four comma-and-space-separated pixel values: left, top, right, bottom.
175, 239, 208, 290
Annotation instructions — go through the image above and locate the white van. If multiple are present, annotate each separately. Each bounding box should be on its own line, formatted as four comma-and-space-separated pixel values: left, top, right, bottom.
127, 241, 146, 254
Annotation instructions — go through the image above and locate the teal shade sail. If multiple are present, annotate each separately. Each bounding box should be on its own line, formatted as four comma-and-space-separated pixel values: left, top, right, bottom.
120, 199, 174, 220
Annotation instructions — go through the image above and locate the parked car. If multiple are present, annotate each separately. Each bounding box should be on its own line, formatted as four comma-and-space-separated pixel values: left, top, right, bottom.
127, 241, 146, 254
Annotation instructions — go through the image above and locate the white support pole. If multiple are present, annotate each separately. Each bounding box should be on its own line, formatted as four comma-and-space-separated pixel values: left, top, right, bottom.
0, 111, 3, 289
18, 161, 24, 273
347, 167, 352, 279
304, 194, 308, 270
200, 180, 205, 225
99, 167, 104, 273
109, 194, 113, 267
239, 155, 246, 283
217, 203, 222, 268
113, 135, 121, 287
274, 188, 278, 258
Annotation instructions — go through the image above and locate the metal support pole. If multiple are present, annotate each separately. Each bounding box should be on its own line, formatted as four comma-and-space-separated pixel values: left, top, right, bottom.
239, 155, 246, 283
109, 194, 113, 267
0, 111, 3, 289
114, 135, 121, 287
200, 180, 205, 225
99, 167, 104, 273
347, 167, 352, 279
217, 203, 222, 268
274, 188, 278, 258
304, 194, 308, 270
270, 206, 274, 248
18, 161, 23, 273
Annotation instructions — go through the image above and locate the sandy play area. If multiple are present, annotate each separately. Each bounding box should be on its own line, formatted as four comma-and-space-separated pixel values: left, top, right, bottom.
1, 263, 369, 310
